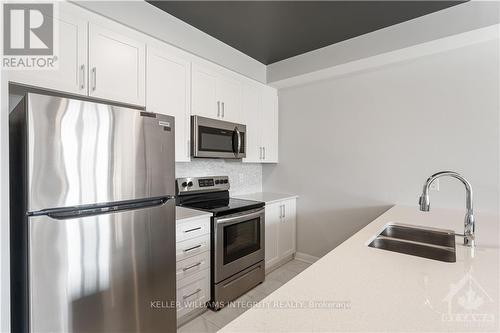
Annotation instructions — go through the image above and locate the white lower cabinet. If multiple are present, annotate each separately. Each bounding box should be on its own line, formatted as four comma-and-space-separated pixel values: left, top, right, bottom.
264, 202, 281, 269
175, 213, 211, 324
176, 252, 210, 281
176, 270, 210, 319
265, 198, 297, 271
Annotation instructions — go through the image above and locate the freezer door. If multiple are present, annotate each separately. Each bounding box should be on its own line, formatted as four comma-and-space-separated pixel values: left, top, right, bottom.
25, 93, 175, 212
28, 199, 176, 332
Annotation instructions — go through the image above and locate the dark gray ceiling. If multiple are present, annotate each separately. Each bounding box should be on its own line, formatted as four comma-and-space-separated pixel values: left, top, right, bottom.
148, 1, 466, 65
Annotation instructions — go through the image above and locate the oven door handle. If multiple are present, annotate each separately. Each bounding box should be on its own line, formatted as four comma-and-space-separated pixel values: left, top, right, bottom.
215, 208, 264, 226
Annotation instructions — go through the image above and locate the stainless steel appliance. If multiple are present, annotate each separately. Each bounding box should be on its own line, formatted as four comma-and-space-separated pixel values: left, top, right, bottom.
176, 176, 264, 309
191, 115, 246, 159
9, 93, 177, 332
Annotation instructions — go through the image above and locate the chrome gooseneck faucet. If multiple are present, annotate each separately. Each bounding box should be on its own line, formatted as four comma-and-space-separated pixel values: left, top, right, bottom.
419, 171, 475, 247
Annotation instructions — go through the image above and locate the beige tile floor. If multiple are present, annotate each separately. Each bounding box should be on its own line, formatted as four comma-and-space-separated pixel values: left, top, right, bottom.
178, 259, 311, 333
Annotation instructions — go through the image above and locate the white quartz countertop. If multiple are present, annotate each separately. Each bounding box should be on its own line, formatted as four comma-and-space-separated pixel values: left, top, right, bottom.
234, 192, 298, 204
176, 206, 212, 221
220, 205, 500, 332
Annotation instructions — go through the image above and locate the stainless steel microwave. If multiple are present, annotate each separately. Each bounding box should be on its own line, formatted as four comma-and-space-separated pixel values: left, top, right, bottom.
191, 115, 246, 159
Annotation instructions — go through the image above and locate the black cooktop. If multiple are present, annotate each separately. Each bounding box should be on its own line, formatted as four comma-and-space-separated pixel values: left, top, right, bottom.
176, 191, 264, 217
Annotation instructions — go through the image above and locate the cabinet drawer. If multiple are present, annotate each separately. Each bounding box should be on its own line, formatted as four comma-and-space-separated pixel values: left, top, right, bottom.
177, 269, 210, 319
176, 217, 210, 242
176, 251, 210, 281
176, 234, 210, 262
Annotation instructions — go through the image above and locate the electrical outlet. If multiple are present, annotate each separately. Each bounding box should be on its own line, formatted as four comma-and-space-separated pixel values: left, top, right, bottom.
430, 179, 439, 191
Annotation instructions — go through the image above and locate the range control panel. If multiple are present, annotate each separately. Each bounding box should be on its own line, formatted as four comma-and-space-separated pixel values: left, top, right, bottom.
176, 176, 229, 195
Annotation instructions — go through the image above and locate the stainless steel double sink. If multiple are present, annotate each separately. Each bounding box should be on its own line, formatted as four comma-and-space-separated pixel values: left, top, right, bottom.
368, 223, 456, 262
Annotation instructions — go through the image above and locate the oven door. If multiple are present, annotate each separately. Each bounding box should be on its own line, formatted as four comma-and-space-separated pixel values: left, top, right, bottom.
191, 116, 246, 159
213, 208, 264, 283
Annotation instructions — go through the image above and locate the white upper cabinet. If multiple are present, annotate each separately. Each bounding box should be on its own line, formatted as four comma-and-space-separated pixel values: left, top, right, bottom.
88, 23, 146, 106
216, 75, 242, 123
146, 44, 191, 162
243, 83, 279, 163
8, 3, 88, 95
242, 83, 263, 163
191, 62, 242, 123
191, 63, 218, 119
261, 86, 279, 163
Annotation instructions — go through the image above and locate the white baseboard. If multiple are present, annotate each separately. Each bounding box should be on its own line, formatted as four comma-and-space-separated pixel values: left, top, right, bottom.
294, 252, 320, 264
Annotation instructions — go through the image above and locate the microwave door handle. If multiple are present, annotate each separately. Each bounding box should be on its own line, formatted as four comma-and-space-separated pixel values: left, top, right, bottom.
236, 127, 242, 156
233, 127, 241, 157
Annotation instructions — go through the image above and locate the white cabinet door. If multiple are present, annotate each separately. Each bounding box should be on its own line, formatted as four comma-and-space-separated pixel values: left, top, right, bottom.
242, 83, 262, 163
216, 75, 242, 123
264, 202, 281, 270
261, 86, 279, 163
278, 199, 296, 259
191, 63, 218, 119
192, 62, 242, 122
147, 45, 191, 161
9, 4, 87, 95
88, 23, 145, 106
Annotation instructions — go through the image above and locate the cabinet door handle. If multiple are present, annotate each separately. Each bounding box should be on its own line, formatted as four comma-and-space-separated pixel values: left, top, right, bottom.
184, 226, 202, 233
183, 244, 202, 252
182, 262, 202, 271
187, 140, 190, 158
79, 64, 85, 90
221, 102, 225, 118
283, 205, 286, 218
92, 67, 97, 91
263, 147, 266, 160
217, 101, 220, 118
183, 288, 202, 299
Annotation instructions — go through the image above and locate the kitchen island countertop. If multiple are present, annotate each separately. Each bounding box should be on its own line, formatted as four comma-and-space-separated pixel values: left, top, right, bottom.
220, 205, 500, 332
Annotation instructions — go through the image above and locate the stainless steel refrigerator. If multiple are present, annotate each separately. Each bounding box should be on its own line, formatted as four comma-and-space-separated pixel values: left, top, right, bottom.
9, 93, 177, 332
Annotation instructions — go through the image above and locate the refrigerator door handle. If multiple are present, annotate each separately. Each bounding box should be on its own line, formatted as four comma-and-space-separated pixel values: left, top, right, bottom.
32, 196, 174, 220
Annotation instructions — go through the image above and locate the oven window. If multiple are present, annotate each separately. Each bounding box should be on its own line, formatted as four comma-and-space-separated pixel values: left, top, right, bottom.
223, 218, 260, 265
199, 126, 234, 153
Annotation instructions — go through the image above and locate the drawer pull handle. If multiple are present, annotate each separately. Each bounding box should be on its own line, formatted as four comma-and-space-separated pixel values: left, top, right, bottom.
184, 227, 202, 233
183, 262, 202, 271
183, 244, 202, 252
183, 288, 202, 300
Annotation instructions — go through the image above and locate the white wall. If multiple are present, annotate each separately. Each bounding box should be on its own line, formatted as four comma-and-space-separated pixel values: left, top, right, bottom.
263, 39, 500, 258
176, 160, 262, 196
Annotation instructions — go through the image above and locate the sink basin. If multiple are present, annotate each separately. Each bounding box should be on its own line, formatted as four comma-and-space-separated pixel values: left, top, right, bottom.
368, 223, 456, 262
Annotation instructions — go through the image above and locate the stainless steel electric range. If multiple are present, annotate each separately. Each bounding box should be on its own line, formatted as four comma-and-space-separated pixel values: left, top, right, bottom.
176, 176, 265, 310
